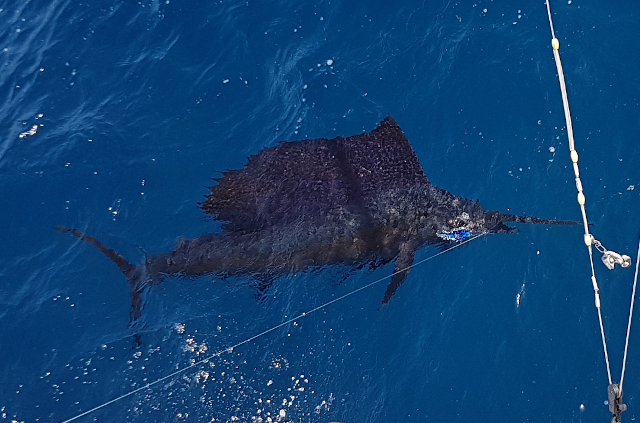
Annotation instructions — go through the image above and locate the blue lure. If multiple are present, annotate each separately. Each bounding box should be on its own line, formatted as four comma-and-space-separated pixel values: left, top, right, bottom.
437, 229, 471, 242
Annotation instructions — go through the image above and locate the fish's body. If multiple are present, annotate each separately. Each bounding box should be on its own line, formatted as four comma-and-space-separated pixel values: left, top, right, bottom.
58, 116, 578, 323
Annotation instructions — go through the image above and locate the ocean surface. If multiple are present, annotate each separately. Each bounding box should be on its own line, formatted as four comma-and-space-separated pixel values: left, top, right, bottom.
1, 1, 639, 422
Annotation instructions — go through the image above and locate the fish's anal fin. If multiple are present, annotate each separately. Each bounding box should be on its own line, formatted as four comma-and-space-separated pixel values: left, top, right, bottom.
380, 240, 418, 307
252, 274, 276, 303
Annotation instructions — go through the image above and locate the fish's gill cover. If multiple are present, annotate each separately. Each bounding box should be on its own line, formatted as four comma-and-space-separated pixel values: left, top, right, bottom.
201, 116, 429, 233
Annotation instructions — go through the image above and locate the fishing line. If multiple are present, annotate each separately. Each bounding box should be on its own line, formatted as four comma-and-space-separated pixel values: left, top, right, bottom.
60, 232, 485, 423
620, 236, 640, 392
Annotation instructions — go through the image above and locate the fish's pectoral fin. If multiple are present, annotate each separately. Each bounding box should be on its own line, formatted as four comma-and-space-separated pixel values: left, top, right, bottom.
432, 239, 454, 252
380, 240, 419, 307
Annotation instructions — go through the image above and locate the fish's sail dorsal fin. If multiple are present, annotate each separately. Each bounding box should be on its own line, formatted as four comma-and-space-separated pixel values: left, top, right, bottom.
201, 116, 429, 233
340, 115, 429, 200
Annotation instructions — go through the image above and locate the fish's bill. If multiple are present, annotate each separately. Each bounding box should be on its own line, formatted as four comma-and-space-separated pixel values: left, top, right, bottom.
511, 215, 583, 225
486, 211, 581, 227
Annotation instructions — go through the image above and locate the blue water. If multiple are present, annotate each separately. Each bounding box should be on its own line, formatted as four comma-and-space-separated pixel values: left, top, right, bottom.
1, 0, 639, 421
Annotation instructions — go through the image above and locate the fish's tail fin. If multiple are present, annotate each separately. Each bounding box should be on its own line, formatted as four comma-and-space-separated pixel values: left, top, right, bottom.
56, 225, 145, 327
56, 226, 136, 277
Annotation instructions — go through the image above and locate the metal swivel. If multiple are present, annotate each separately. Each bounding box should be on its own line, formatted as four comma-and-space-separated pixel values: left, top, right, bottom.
601, 250, 632, 270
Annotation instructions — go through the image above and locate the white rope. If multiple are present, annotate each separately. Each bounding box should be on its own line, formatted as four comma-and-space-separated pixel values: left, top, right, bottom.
545, 0, 638, 404
544, 0, 613, 383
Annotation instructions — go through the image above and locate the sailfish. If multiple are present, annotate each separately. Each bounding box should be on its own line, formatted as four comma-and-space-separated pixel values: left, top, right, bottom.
57, 116, 577, 322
